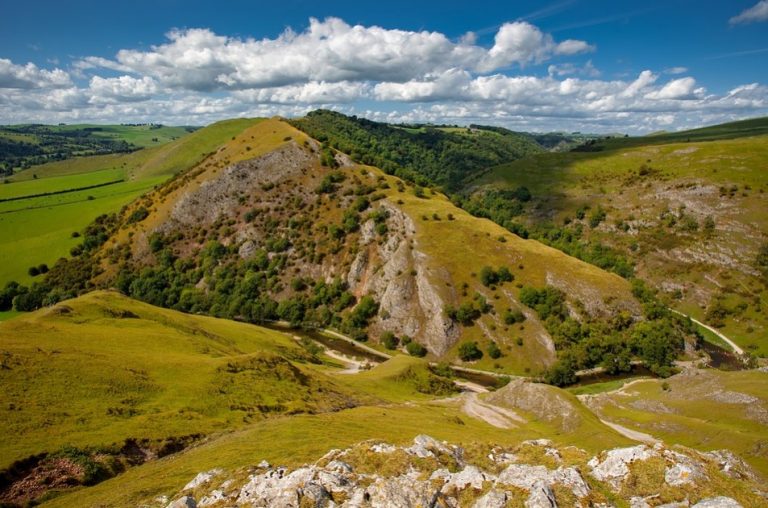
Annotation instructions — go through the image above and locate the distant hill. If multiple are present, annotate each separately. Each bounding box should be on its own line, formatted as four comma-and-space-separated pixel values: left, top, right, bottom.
0, 123, 197, 175
0, 119, 261, 288
290, 109, 544, 190
472, 116, 768, 356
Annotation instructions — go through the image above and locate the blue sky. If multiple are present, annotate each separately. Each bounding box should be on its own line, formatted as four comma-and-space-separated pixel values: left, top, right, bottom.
1, 0, 767, 132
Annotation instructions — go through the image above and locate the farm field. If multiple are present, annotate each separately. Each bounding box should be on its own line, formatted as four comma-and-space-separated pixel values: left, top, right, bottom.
0, 118, 262, 286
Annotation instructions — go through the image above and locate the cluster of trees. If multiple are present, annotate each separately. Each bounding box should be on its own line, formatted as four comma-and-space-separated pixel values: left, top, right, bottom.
521, 280, 689, 386
290, 110, 543, 191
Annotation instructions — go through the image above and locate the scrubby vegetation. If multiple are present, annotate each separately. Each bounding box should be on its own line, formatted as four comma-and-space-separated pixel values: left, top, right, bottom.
521, 280, 691, 385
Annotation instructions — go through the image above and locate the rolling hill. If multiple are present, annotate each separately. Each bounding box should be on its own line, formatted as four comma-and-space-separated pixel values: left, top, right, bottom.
471, 117, 768, 356
0, 119, 261, 288
4, 291, 763, 507
0, 113, 765, 507
53, 116, 681, 378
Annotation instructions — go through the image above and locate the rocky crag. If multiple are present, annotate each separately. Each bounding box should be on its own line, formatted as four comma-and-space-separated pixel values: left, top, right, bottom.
163, 435, 764, 508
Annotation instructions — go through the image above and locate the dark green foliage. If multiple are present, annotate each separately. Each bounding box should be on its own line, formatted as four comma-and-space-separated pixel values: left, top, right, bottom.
458, 188, 531, 235
316, 172, 345, 193
544, 357, 578, 387
479, 266, 496, 287
588, 206, 606, 228
527, 280, 687, 386
444, 301, 480, 326
291, 110, 543, 191
430, 362, 454, 378
479, 265, 514, 287
458, 341, 483, 361
127, 207, 150, 224
0, 281, 21, 311
348, 295, 379, 329
488, 341, 502, 359
320, 145, 339, 168
406, 341, 427, 357
12, 283, 49, 311
519, 286, 568, 321
630, 321, 682, 376
503, 309, 526, 325
380, 331, 399, 350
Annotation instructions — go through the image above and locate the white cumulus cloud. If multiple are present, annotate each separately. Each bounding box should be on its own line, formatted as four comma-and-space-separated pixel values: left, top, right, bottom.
0, 58, 71, 89
730, 1, 768, 25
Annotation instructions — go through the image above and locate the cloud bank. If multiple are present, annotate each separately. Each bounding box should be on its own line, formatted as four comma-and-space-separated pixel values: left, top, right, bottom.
1, 17, 766, 133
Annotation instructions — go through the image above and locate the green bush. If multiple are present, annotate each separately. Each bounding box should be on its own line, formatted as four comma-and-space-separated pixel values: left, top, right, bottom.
406, 341, 427, 357
488, 341, 502, 359
458, 341, 483, 361
380, 331, 400, 350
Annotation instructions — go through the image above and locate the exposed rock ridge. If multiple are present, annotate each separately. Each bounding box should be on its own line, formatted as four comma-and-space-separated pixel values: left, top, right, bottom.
347, 200, 459, 356
166, 435, 758, 508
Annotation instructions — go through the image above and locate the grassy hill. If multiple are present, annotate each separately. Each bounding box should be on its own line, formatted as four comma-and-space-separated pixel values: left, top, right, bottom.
581, 369, 768, 477
0, 124, 195, 174
290, 109, 544, 190
0, 119, 261, 287
0, 289, 636, 506
472, 117, 768, 355
0, 290, 361, 471
53, 117, 659, 378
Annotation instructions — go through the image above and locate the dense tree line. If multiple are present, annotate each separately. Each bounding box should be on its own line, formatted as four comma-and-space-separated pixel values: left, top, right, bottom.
519, 280, 691, 386
290, 110, 543, 191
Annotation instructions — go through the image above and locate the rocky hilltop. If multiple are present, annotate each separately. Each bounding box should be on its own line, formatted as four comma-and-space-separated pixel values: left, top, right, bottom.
163, 434, 761, 507
98, 117, 644, 374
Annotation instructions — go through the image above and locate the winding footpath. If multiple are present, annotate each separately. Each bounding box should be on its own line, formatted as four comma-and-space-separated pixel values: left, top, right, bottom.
669, 309, 744, 355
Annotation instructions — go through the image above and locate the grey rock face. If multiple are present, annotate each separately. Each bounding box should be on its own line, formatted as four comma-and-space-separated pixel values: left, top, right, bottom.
169, 436, 753, 508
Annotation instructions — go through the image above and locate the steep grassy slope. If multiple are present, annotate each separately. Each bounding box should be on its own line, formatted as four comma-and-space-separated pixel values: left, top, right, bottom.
0, 119, 261, 286
0, 290, 360, 471
0, 289, 638, 506
78, 117, 648, 376
290, 109, 544, 189
581, 369, 768, 477
474, 118, 768, 355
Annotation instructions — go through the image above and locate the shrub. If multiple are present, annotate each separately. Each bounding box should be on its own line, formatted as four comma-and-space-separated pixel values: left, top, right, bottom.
380, 331, 399, 350
458, 341, 483, 361
127, 207, 149, 224
406, 341, 427, 357
488, 341, 502, 359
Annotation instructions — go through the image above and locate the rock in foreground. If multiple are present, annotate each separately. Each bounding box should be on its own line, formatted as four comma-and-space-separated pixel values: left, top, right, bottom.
165, 435, 764, 507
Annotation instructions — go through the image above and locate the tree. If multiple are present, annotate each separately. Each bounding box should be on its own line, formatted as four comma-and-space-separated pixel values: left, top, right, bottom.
479, 266, 498, 287
458, 341, 483, 361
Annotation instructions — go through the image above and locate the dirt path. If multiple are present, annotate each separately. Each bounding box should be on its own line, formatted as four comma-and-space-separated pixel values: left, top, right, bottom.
322, 348, 366, 375
599, 419, 660, 445
454, 380, 489, 393
461, 393, 525, 429
669, 309, 744, 355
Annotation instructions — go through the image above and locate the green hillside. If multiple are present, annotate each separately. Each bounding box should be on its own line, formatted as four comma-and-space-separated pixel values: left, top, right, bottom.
0, 119, 262, 287
0, 124, 195, 174
290, 109, 544, 190
472, 118, 768, 355
0, 290, 632, 506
